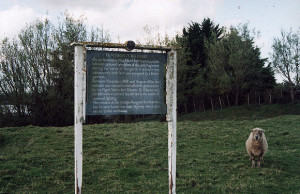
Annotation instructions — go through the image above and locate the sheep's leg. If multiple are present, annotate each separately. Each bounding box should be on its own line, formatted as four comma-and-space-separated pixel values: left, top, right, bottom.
257, 156, 263, 168
250, 154, 255, 167
249, 154, 254, 160
251, 159, 255, 168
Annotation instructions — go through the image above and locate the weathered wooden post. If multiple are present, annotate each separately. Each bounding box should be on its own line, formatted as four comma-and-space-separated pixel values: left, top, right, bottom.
74, 45, 85, 194
166, 49, 177, 194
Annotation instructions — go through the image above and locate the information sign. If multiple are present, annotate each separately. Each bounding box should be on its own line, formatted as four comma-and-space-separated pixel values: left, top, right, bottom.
86, 50, 167, 115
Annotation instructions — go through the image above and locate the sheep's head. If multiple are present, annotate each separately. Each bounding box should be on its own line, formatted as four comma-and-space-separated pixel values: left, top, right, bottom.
252, 128, 264, 141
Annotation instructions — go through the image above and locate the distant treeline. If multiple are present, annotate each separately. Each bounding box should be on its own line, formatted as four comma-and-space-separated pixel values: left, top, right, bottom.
174, 19, 299, 114
0, 14, 299, 127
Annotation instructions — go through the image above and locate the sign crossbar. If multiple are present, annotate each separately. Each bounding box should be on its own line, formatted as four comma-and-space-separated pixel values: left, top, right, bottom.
71, 41, 174, 51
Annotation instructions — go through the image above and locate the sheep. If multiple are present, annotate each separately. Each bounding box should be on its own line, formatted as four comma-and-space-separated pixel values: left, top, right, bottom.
246, 128, 268, 168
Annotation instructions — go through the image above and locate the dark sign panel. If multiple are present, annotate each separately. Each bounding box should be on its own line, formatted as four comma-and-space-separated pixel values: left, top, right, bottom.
86, 50, 167, 115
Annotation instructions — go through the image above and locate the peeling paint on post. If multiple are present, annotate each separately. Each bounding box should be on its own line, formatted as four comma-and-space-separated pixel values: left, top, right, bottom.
166, 49, 177, 194
74, 45, 85, 194
83, 47, 86, 121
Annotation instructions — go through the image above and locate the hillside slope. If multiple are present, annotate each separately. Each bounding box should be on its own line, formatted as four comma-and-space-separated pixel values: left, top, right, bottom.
1, 105, 300, 193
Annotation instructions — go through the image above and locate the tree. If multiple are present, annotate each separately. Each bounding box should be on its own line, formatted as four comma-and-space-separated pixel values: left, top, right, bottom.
207, 27, 248, 105
47, 13, 90, 126
17, 19, 55, 125
177, 18, 223, 112
0, 12, 110, 126
0, 38, 29, 124
271, 28, 300, 104
205, 34, 231, 105
49, 12, 111, 126
182, 18, 223, 68
206, 25, 275, 106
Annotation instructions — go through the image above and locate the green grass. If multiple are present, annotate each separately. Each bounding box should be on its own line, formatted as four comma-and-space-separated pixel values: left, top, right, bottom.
179, 103, 300, 121
1, 104, 300, 193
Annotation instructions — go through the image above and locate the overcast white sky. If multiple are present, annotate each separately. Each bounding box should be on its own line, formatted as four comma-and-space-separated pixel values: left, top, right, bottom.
0, 0, 300, 81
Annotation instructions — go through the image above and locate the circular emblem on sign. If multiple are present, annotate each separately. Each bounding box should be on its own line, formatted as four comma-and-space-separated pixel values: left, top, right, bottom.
125, 41, 135, 51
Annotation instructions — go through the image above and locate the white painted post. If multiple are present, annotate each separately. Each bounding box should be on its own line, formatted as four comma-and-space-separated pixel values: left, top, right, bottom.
166, 49, 177, 194
74, 45, 85, 194
83, 50, 86, 122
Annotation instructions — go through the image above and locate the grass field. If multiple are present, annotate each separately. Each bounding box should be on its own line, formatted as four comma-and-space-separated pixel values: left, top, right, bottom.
1, 104, 300, 193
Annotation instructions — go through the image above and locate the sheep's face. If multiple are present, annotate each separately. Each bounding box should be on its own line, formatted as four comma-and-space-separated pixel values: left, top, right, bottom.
252, 129, 264, 141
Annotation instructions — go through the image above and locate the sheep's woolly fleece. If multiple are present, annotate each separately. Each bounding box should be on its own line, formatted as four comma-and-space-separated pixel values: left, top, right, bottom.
246, 128, 268, 168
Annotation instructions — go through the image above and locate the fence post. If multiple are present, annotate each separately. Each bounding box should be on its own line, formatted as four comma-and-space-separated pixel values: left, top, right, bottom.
74, 45, 85, 194
166, 49, 177, 194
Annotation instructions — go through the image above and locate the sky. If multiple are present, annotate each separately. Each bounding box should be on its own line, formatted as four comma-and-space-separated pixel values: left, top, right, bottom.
0, 0, 300, 81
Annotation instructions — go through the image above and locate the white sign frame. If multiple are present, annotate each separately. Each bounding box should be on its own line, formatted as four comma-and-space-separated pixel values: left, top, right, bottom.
72, 42, 177, 194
